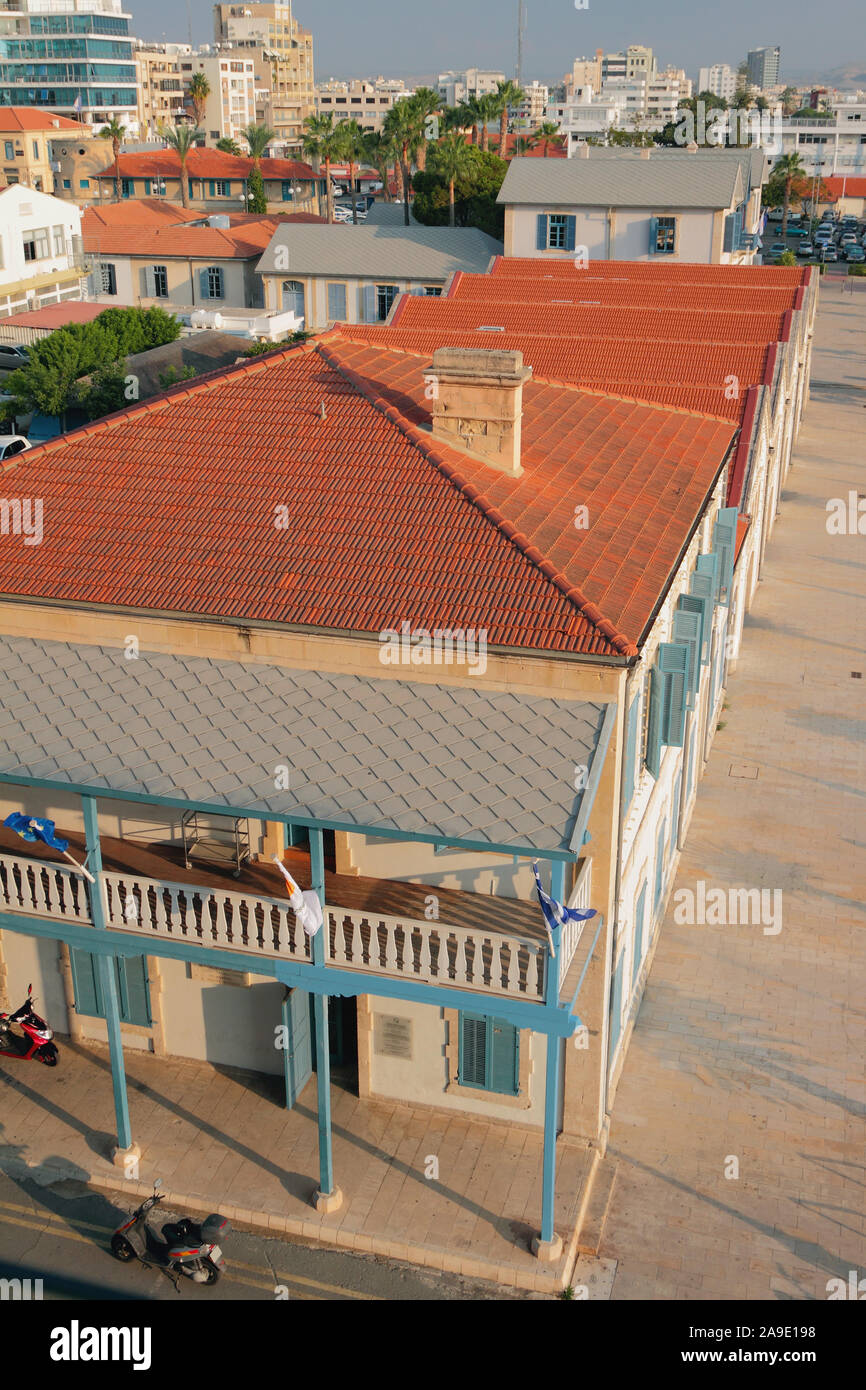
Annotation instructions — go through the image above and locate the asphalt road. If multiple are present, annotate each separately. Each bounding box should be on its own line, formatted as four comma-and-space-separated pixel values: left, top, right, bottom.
0, 1167, 522, 1302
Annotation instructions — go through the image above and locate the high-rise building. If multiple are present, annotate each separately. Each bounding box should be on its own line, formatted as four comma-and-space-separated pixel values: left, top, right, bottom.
136, 44, 191, 140
213, 3, 315, 151
564, 51, 604, 97
602, 45, 656, 83
437, 69, 505, 106
697, 64, 738, 101
0, 0, 138, 128
746, 47, 781, 90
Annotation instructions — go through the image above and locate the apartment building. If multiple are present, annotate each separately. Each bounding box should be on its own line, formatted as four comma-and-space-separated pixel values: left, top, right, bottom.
746, 46, 781, 90
135, 43, 191, 140
697, 64, 738, 100
437, 68, 505, 106
0, 108, 81, 193
213, 2, 315, 151
601, 45, 656, 82
188, 52, 258, 144
315, 78, 411, 133
0, 0, 138, 129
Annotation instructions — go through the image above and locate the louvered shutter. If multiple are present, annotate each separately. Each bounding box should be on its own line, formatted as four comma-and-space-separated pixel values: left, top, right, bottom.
459, 1014, 487, 1087
361, 284, 377, 321
327, 282, 346, 319
654, 821, 667, 908
208, 179, 215, 197
632, 883, 647, 987
696, 550, 719, 595
143, 265, 156, 298
565, 215, 576, 251
608, 951, 624, 1063
713, 507, 738, 606
70, 948, 101, 1017
489, 1020, 519, 1095
658, 642, 689, 746
649, 215, 659, 253
623, 694, 640, 806
723, 213, 736, 253
118, 955, 151, 1027
645, 665, 663, 778
685, 581, 714, 664
536, 213, 548, 250
673, 602, 701, 705
199, 268, 210, 299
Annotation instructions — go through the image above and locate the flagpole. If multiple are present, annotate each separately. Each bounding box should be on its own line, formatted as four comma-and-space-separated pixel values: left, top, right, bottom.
60, 848, 96, 883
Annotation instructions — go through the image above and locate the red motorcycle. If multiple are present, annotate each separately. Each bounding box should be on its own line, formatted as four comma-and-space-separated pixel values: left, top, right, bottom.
0, 984, 58, 1066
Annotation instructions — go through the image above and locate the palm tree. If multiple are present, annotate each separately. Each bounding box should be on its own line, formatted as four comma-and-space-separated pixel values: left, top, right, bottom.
494, 79, 525, 156
187, 72, 210, 129
216, 137, 242, 156
431, 130, 472, 226
473, 94, 501, 152
775, 153, 807, 235
383, 98, 423, 226
456, 98, 480, 144
407, 87, 441, 171
162, 124, 202, 209
98, 117, 126, 201
242, 122, 275, 168
335, 118, 364, 222
513, 134, 531, 156
362, 129, 396, 202
528, 121, 560, 157
302, 111, 342, 222
779, 86, 798, 116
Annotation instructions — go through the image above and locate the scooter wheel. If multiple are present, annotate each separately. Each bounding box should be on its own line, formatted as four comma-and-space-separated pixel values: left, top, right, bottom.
111, 1235, 136, 1262
202, 1258, 221, 1285
39, 1046, 58, 1066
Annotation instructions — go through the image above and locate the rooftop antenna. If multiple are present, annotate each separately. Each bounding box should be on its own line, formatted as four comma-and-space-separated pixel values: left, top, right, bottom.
516, 0, 526, 86
186, 0, 193, 50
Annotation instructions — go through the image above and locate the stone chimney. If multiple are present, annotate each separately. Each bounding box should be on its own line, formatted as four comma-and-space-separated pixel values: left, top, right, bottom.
639, 147, 653, 159
428, 347, 532, 477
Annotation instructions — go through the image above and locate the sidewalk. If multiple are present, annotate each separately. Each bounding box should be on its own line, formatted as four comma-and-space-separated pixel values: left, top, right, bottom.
0, 1035, 593, 1294
601, 288, 866, 1300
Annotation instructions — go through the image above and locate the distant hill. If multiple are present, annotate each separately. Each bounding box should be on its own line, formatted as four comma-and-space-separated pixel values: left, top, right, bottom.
783, 63, 866, 88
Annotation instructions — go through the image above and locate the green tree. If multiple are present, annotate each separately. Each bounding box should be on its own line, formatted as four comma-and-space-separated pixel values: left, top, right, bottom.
455, 99, 480, 144
407, 87, 441, 171
302, 111, 342, 222
162, 123, 203, 208
98, 116, 126, 201
362, 129, 397, 201
76, 360, 129, 420
493, 79, 525, 155
335, 118, 364, 221
773, 153, 807, 234
5, 335, 88, 422
242, 122, 275, 167
473, 93, 501, 152
187, 72, 211, 128
779, 86, 798, 114
246, 166, 267, 213
412, 145, 507, 238
384, 98, 424, 225
216, 137, 242, 155
528, 122, 561, 157
157, 363, 197, 388
428, 130, 472, 225
779, 249, 797, 266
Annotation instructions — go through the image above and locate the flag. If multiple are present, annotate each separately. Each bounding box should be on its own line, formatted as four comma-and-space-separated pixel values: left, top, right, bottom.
272, 857, 323, 937
72, 94, 82, 113
532, 861, 596, 959
4, 813, 69, 852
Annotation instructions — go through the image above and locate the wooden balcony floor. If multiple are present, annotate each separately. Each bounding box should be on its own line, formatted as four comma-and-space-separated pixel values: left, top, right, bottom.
0, 825, 546, 942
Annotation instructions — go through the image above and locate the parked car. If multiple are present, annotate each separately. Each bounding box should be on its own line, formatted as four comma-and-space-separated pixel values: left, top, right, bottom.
819, 246, 838, 262
797, 241, 814, 257
0, 434, 32, 462
0, 344, 29, 372
787, 226, 810, 238
768, 241, 788, 256
844, 245, 865, 262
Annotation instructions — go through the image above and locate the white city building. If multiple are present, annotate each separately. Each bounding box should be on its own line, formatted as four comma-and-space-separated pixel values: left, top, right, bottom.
190, 52, 258, 145
697, 65, 738, 101
437, 68, 505, 106
769, 102, 866, 178
0, 184, 86, 318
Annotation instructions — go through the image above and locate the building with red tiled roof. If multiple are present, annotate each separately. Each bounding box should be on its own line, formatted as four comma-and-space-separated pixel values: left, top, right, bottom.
819, 176, 866, 216
93, 148, 324, 218
0, 106, 83, 196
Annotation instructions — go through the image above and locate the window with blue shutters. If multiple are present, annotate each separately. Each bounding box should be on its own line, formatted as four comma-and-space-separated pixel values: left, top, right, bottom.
712, 507, 738, 606
673, 601, 702, 706
657, 642, 689, 747
327, 282, 347, 320
200, 266, 224, 299
645, 665, 663, 777
654, 820, 667, 910
632, 882, 647, 987
69, 950, 151, 1027
609, 951, 625, 1063
670, 772, 682, 853
540, 213, 576, 250
650, 215, 676, 253
623, 693, 640, 806
458, 1013, 519, 1094
683, 585, 713, 667
723, 212, 736, 253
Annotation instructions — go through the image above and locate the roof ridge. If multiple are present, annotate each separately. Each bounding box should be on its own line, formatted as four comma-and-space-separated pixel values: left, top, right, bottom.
317, 338, 637, 657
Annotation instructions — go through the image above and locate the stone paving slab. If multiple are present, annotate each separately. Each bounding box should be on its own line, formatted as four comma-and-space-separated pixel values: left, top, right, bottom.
602, 288, 866, 1302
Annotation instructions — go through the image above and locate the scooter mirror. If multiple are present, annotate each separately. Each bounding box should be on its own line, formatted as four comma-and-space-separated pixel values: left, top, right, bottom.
154, 1178, 163, 1189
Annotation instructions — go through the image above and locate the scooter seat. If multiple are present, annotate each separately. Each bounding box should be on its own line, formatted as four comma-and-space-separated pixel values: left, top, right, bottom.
162, 1220, 200, 1246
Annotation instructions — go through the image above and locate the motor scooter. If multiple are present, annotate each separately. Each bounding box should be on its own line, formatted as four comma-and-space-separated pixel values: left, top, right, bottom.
111, 1179, 231, 1286
0, 984, 58, 1065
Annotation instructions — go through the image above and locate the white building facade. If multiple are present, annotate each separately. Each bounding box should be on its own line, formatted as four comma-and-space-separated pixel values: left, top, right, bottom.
0, 184, 86, 317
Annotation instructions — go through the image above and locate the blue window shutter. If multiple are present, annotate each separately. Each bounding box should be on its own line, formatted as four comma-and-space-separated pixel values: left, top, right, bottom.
658, 642, 689, 747
225, 181, 231, 195
565, 215, 576, 251
144, 179, 151, 195
654, 822, 667, 908
188, 177, 194, 198
609, 952, 624, 1063
670, 771, 682, 852
623, 694, 640, 806
696, 551, 719, 596
489, 1019, 519, 1095
459, 1014, 487, 1087
118, 955, 151, 1027
199, 268, 209, 298
673, 602, 701, 705
684, 585, 713, 665
362, 284, 377, 321
645, 665, 663, 778
649, 215, 658, 253
70, 948, 101, 1017
536, 213, 548, 250
208, 179, 215, 197
723, 213, 735, 253
713, 506, 738, 606
632, 883, 647, 987
327, 282, 346, 319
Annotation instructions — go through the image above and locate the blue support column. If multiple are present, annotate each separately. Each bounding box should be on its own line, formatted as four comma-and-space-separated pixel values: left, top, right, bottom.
536, 859, 565, 1259
82, 796, 134, 1158
308, 826, 342, 1212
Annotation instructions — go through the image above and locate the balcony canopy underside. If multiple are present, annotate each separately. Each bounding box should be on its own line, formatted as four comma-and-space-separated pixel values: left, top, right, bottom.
0, 635, 610, 857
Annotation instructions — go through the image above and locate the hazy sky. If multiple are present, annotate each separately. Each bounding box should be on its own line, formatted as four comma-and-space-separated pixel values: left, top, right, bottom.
140, 0, 865, 85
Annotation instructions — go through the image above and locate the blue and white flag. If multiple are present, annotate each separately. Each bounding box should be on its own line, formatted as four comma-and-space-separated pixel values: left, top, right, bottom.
72, 94, 82, 113
4, 813, 69, 851
532, 861, 596, 959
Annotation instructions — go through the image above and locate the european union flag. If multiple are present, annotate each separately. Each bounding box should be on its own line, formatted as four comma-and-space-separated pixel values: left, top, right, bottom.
4, 814, 69, 853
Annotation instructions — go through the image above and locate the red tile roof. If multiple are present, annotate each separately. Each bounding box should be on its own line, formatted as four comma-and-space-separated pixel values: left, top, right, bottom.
97, 150, 321, 182
83, 215, 287, 259
821, 177, 866, 199
0, 107, 81, 132
82, 199, 205, 229
488, 256, 810, 287
0, 331, 735, 659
